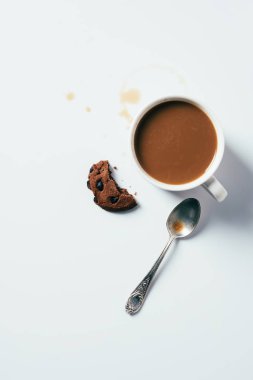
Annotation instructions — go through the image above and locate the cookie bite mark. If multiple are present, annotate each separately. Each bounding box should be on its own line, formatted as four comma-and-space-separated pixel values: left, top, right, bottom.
87, 160, 137, 211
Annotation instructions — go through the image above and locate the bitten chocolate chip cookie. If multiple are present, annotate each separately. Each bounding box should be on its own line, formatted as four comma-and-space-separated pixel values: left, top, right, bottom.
87, 160, 137, 211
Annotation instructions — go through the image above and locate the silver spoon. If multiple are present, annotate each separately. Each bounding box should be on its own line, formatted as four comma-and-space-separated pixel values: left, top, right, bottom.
125, 198, 201, 315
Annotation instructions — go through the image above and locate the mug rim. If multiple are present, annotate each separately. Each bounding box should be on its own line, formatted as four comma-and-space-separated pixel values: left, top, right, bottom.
131, 96, 225, 191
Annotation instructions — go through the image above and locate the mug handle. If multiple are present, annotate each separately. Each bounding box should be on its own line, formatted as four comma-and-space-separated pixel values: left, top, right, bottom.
202, 176, 228, 202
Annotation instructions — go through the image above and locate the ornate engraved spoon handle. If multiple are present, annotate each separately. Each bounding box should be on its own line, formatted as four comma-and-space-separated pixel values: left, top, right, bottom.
125, 236, 175, 315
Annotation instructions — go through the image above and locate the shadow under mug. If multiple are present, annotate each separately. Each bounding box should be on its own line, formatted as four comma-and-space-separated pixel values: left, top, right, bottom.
131, 96, 228, 202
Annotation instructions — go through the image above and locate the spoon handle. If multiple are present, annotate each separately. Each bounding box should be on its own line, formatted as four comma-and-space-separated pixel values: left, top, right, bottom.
125, 236, 175, 315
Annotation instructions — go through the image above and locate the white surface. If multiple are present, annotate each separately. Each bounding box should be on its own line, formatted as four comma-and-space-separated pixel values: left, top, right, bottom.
0, 1, 253, 379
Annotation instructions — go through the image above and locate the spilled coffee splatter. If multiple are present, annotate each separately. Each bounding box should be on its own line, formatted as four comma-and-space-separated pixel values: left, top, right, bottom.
120, 88, 141, 104
66, 92, 75, 101
119, 88, 141, 125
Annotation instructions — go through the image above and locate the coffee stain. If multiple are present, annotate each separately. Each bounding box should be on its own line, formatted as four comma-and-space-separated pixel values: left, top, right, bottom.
138, 64, 188, 87
118, 65, 187, 123
119, 107, 133, 123
66, 92, 75, 101
85, 106, 91, 112
119, 88, 141, 126
120, 88, 141, 104
173, 221, 184, 233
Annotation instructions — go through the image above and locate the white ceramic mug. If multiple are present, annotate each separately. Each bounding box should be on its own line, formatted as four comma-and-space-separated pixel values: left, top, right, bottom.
131, 96, 228, 202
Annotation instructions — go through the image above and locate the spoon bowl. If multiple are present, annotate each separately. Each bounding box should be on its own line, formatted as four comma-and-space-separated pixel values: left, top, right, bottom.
167, 198, 201, 238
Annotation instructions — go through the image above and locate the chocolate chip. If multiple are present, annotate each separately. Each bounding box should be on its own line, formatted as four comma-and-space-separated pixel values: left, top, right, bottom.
89, 166, 94, 173
110, 196, 119, 204
94, 197, 98, 204
87, 180, 91, 189
96, 180, 103, 191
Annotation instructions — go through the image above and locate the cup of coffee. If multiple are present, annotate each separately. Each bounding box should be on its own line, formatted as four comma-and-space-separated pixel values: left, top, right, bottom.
131, 97, 227, 202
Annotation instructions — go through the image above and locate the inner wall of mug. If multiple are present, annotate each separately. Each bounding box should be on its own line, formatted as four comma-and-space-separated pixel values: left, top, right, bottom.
131, 97, 224, 191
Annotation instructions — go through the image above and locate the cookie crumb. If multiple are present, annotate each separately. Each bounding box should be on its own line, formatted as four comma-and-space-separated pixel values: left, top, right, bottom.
85, 106, 91, 112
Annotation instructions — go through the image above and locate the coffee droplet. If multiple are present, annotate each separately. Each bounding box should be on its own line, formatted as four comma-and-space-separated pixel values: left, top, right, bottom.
120, 88, 141, 104
119, 107, 133, 123
66, 92, 75, 101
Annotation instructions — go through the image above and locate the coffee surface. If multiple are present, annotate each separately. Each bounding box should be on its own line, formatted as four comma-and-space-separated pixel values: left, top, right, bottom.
134, 101, 217, 184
